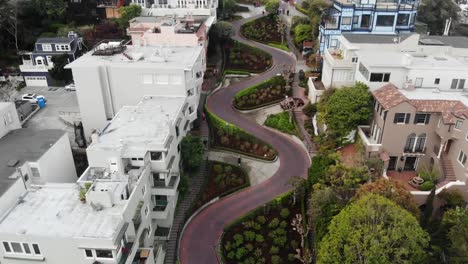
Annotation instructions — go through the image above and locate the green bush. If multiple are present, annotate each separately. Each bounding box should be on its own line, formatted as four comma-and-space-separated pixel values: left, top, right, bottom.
256, 215, 267, 224
271, 255, 282, 264
280, 220, 288, 228
244, 230, 256, 242
420, 181, 435, 191
213, 164, 223, 174
269, 246, 280, 254
308, 154, 335, 185
235, 247, 247, 260
268, 218, 280, 228
227, 251, 235, 259
290, 240, 298, 249
245, 243, 254, 252
280, 208, 290, 219
268, 42, 290, 51
255, 234, 265, 243
288, 253, 296, 261
264, 112, 297, 135
302, 102, 317, 117
234, 233, 244, 247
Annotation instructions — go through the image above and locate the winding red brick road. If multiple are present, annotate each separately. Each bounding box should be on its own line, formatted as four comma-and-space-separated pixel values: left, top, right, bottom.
179, 16, 311, 264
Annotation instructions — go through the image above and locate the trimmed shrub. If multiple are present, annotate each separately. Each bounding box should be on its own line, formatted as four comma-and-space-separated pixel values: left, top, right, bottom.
271, 255, 282, 264
268, 218, 280, 228
269, 246, 280, 254
280, 208, 290, 219
420, 181, 435, 191
255, 234, 265, 243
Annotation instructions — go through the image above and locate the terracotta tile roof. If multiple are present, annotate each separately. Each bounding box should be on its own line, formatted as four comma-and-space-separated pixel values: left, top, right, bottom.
372, 83, 408, 109
373, 84, 468, 124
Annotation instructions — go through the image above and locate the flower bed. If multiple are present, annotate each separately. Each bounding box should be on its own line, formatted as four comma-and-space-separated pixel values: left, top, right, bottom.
206, 109, 277, 160
192, 162, 250, 211
225, 40, 272, 73
221, 192, 303, 264
234, 76, 290, 110
241, 15, 283, 44
264, 111, 300, 136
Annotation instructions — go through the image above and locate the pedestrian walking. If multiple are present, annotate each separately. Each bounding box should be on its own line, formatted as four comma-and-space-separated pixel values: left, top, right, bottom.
238, 156, 242, 166
287, 10, 289, 16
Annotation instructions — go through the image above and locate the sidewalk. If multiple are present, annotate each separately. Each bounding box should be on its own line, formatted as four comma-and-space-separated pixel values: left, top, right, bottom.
208, 150, 280, 185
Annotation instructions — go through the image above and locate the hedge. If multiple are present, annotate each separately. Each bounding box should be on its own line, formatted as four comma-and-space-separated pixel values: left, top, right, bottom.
268, 43, 291, 52
294, 3, 308, 16
224, 69, 251, 76
233, 75, 288, 111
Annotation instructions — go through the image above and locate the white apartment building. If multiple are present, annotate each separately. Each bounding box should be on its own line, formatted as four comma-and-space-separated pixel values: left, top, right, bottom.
132, 0, 218, 17
314, 33, 468, 102
66, 41, 204, 141
0, 96, 189, 264
127, 15, 212, 54
0, 103, 77, 217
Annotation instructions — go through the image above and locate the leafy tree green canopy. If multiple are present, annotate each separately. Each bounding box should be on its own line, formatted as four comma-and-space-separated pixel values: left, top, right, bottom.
293, 24, 312, 45
211, 21, 235, 42
181, 135, 205, 171
317, 194, 429, 264
440, 207, 468, 263
318, 82, 372, 140
265, 0, 280, 14
117, 4, 142, 29
48, 54, 73, 83
418, 0, 459, 35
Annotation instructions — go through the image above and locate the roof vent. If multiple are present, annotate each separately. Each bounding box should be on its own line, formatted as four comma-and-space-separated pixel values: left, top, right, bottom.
7, 159, 19, 167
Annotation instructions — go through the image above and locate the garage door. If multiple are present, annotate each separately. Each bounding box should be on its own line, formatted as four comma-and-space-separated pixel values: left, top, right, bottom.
25, 76, 48, 87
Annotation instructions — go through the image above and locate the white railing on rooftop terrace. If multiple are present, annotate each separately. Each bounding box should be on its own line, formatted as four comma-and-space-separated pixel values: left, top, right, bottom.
358, 125, 382, 152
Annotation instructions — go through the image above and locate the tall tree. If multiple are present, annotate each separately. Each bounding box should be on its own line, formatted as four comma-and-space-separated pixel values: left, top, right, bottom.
117, 4, 142, 29
317, 194, 430, 264
0, 0, 18, 51
356, 178, 419, 217
181, 135, 205, 171
318, 82, 372, 142
49, 54, 73, 83
210, 21, 235, 43
418, 0, 459, 35
265, 0, 280, 15
439, 207, 468, 263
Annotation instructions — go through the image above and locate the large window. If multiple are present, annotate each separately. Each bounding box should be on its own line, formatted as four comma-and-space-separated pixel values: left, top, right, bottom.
55, 44, 70, 51
451, 79, 465, 89
376, 15, 395, 27
150, 151, 162, 161
95, 249, 113, 259
358, 63, 370, 80
2, 241, 42, 257
397, 14, 410, 26
42, 44, 52, 51
342, 17, 352, 25
394, 113, 410, 124
404, 133, 426, 153
361, 15, 371, 28
455, 120, 463, 130
414, 113, 430, 124
458, 150, 467, 166
370, 73, 390, 82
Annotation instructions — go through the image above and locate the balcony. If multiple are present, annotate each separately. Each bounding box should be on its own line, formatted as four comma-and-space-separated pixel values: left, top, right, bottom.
153, 174, 179, 196
308, 77, 325, 103
324, 48, 355, 69
19, 61, 51, 72
132, 248, 155, 264
132, 201, 144, 233
152, 198, 170, 219
358, 126, 382, 152
403, 147, 426, 154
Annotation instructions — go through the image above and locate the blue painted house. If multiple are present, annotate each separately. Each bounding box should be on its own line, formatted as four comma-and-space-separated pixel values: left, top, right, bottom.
19, 32, 85, 87
318, 0, 419, 53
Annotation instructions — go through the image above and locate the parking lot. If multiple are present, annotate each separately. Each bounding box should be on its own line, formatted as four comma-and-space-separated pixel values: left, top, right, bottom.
19, 86, 80, 147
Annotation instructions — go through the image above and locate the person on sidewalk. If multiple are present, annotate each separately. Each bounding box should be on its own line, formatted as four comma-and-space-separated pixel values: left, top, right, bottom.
238, 156, 242, 166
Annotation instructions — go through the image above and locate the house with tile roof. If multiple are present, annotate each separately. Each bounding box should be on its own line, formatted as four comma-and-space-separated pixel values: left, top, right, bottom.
358, 83, 468, 203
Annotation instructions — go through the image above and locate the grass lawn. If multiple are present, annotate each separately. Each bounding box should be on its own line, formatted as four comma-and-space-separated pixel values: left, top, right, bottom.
264, 112, 300, 136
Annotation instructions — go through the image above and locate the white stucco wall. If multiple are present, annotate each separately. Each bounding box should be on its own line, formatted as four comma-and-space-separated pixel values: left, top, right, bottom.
0, 103, 21, 139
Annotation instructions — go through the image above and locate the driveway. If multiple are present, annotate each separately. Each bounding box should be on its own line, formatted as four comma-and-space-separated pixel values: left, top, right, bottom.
179, 15, 311, 264
19, 86, 80, 146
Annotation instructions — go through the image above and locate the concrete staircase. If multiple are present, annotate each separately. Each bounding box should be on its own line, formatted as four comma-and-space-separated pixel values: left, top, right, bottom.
437, 154, 457, 188
164, 158, 209, 264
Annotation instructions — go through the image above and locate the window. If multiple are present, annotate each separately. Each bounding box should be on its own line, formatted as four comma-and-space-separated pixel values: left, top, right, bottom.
95, 249, 113, 259
351, 57, 358, 63
451, 79, 466, 89
85, 249, 93, 258
150, 151, 162, 161
455, 120, 463, 130
187, 88, 194, 96
361, 14, 371, 28
11, 242, 22, 253
176, 126, 180, 137
23, 243, 31, 254
369, 73, 390, 82
55, 44, 70, 51
415, 78, 423, 88
3, 242, 11, 253
342, 17, 352, 25
143, 74, 153, 84
394, 113, 410, 124
458, 150, 467, 166
145, 206, 149, 216
155, 74, 169, 84
397, 14, 410, 26
35, 57, 44, 65
376, 15, 395, 26
142, 185, 146, 195
31, 167, 41, 178
404, 133, 426, 153
415, 133, 426, 152
177, 144, 181, 153
353, 16, 359, 24
330, 39, 338, 47
414, 113, 430, 124
434, 78, 440, 85
32, 244, 40, 255
42, 44, 52, 51
358, 63, 369, 79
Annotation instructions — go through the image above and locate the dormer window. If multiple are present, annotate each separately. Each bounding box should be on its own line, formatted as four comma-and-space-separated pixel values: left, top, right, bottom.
55, 44, 70, 51
42, 44, 52, 51
35, 56, 44, 65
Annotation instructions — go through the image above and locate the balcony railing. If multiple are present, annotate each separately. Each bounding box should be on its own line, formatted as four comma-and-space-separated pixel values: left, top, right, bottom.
358, 126, 382, 152
404, 147, 426, 154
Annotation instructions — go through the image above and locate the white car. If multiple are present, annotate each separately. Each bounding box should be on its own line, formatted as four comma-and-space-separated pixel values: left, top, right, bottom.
65, 83, 76, 91
21, 93, 46, 104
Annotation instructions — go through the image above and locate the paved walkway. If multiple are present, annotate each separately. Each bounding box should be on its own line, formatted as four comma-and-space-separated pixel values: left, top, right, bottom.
208, 150, 280, 186
179, 15, 311, 264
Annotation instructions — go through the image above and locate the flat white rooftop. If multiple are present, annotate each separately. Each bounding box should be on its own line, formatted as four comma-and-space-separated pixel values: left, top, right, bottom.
400, 88, 468, 107
88, 96, 185, 154
0, 184, 124, 239
67, 44, 203, 70
357, 50, 468, 70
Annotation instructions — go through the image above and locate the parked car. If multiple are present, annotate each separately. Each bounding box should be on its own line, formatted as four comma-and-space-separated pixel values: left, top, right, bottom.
21, 93, 46, 104
65, 83, 76, 91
